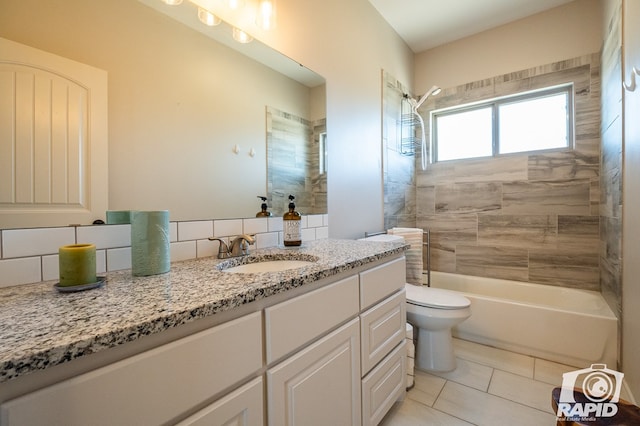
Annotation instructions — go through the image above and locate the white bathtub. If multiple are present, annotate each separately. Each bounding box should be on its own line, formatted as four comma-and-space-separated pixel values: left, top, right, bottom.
428, 271, 618, 368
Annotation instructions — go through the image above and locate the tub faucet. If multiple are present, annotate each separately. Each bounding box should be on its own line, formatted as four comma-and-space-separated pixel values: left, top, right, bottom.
208, 235, 255, 259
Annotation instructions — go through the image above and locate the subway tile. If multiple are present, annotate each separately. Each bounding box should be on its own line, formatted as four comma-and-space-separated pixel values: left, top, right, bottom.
77, 224, 130, 249
455, 245, 529, 281
268, 217, 283, 232
170, 241, 196, 262
306, 214, 324, 228
243, 218, 268, 234
256, 232, 279, 249
2, 227, 75, 258
301, 228, 316, 242
502, 180, 591, 215
196, 239, 218, 258
478, 214, 557, 248
106, 247, 131, 271
322, 214, 329, 226
213, 219, 243, 237
177, 220, 213, 241
0, 257, 42, 288
169, 222, 178, 243
42, 251, 106, 282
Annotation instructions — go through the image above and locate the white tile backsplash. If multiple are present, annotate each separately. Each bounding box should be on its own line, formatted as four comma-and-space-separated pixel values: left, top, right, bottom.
171, 241, 197, 262
177, 221, 213, 241
0, 257, 42, 288
77, 224, 131, 249
214, 219, 243, 237
0, 214, 329, 288
2, 227, 75, 258
243, 217, 269, 234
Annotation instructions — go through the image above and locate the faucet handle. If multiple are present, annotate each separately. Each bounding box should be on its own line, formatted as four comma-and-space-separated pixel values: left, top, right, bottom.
208, 237, 230, 259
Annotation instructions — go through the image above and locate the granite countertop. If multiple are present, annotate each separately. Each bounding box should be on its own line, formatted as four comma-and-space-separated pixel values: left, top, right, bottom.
0, 239, 406, 384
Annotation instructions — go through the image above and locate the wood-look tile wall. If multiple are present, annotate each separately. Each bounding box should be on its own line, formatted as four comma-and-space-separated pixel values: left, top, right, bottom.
386, 55, 603, 290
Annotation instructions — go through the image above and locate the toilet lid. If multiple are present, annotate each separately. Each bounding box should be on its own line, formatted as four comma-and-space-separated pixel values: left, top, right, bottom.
404, 283, 471, 309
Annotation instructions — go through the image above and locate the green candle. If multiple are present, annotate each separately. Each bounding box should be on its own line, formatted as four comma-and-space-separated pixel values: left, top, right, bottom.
59, 244, 97, 286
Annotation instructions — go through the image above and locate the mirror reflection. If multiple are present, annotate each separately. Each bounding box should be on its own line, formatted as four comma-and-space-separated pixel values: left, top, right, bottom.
0, 0, 326, 229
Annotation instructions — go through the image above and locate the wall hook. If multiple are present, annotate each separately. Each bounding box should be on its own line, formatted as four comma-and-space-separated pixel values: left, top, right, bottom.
623, 66, 639, 92
233, 144, 240, 154
249, 148, 256, 157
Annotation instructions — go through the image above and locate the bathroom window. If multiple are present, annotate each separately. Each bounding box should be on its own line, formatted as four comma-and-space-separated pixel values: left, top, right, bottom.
431, 84, 573, 162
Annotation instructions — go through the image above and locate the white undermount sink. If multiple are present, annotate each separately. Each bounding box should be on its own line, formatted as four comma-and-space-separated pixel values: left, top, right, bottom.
221, 260, 315, 273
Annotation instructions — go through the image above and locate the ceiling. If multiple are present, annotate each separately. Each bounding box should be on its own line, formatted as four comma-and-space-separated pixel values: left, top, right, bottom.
367, 0, 574, 53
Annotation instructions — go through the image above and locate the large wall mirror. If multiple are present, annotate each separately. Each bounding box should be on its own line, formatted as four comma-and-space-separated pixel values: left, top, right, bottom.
0, 0, 326, 229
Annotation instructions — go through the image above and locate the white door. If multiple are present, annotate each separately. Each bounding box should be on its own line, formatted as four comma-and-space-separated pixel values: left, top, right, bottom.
0, 37, 108, 228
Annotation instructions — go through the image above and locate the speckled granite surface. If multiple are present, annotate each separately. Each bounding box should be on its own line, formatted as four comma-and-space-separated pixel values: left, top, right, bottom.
0, 239, 406, 383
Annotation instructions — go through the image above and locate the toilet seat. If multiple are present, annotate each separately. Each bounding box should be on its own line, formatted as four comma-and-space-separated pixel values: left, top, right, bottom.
405, 283, 470, 309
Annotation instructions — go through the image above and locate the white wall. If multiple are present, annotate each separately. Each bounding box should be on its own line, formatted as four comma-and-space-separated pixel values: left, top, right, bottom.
414, 0, 602, 93
0, 0, 413, 238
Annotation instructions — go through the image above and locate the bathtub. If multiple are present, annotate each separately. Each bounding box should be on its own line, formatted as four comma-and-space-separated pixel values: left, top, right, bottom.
428, 271, 618, 368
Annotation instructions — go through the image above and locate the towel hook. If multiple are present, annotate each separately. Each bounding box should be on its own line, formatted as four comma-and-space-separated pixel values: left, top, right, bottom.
623, 66, 640, 92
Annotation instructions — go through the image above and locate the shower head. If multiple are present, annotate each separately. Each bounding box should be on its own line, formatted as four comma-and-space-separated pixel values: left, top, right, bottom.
415, 85, 441, 109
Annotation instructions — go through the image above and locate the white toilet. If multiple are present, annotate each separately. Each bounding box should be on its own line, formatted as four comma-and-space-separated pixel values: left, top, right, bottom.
405, 283, 471, 372
359, 232, 471, 372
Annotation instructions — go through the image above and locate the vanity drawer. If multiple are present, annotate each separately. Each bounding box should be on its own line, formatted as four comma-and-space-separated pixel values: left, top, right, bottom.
0, 312, 262, 426
361, 341, 406, 426
360, 289, 406, 375
359, 257, 406, 310
265, 274, 359, 363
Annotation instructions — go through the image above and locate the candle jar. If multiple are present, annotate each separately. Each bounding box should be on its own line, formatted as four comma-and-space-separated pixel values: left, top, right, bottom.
131, 210, 170, 276
58, 244, 97, 286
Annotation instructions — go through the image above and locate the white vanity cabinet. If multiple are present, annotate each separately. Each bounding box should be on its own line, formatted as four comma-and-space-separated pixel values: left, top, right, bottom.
1, 254, 407, 426
0, 312, 263, 426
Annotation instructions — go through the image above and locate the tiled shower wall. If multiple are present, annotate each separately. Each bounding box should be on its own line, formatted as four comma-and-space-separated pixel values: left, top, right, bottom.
386, 54, 602, 290
266, 107, 327, 216
382, 71, 416, 231
600, 2, 623, 322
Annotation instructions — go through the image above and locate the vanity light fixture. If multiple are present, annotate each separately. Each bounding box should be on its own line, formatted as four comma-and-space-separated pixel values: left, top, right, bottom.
232, 27, 253, 43
256, 0, 277, 31
161, 0, 183, 5
197, 7, 221, 26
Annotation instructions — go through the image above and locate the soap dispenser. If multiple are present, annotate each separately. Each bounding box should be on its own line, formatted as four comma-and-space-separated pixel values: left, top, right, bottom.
256, 196, 272, 217
283, 194, 301, 246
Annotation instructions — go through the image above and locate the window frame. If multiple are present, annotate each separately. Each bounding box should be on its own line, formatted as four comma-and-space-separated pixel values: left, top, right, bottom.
430, 84, 575, 163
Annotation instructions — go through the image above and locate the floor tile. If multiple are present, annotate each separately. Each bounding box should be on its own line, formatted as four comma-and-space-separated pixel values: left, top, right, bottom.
489, 369, 556, 413
434, 381, 557, 426
430, 357, 493, 392
453, 338, 535, 378
408, 369, 447, 407
534, 358, 578, 386
380, 399, 474, 426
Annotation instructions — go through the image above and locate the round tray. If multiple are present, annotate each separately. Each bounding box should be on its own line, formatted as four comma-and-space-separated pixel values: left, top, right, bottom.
54, 277, 105, 293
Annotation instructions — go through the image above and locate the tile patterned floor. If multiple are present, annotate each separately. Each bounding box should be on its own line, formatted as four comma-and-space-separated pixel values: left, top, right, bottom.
380, 339, 630, 426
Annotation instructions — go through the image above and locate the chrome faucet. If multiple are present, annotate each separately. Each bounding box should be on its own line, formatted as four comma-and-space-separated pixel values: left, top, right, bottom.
208, 234, 255, 259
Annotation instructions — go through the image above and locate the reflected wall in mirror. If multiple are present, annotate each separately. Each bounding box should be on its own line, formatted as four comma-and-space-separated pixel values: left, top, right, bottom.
0, 0, 326, 229
266, 107, 327, 216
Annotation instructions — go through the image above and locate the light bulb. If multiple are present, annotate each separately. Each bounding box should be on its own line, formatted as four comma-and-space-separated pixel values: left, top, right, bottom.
227, 0, 244, 10
232, 27, 253, 43
161, 0, 183, 5
197, 7, 221, 26
256, 0, 277, 30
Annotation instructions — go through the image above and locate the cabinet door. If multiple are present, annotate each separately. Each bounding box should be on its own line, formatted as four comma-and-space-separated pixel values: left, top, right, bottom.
267, 319, 361, 426
176, 377, 263, 426
0, 312, 262, 426
361, 342, 406, 426
360, 290, 406, 375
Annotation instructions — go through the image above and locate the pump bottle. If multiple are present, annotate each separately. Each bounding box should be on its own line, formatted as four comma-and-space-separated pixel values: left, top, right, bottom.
256, 196, 272, 217
283, 195, 301, 246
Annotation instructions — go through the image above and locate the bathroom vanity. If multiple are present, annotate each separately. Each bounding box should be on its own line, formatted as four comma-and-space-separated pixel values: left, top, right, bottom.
0, 239, 407, 426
